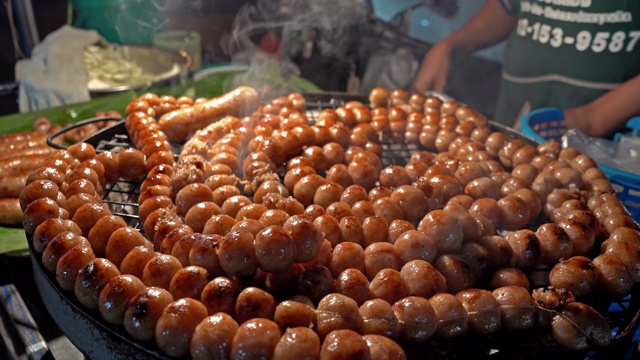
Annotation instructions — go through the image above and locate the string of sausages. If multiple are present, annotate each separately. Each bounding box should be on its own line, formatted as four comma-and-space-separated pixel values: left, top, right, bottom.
19, 86, 640, 358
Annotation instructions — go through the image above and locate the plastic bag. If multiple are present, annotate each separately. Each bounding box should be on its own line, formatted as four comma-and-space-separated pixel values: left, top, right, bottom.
562, 128, 640, 176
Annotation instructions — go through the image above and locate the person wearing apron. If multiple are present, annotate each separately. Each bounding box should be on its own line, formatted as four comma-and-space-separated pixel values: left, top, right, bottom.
413, 0, 640, 138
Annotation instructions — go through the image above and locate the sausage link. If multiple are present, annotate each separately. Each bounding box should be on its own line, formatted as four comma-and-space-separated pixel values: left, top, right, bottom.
0, 146, 53, 161
159, 86, 260, 142
0, 172, 30, 198
0, 198, 23, 225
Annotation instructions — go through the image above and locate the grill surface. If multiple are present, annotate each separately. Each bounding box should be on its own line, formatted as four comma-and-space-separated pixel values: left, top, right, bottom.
35, 92, 640, 359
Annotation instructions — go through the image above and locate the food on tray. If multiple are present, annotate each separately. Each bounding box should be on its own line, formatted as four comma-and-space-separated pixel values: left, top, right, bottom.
0, 113, 120, 227
155, 86, 261, 142
0, 119, 59, 225
85, 45, 155, 89
62, 111, 121, 144
22, 86, 640, 357
0, 198, 24, 226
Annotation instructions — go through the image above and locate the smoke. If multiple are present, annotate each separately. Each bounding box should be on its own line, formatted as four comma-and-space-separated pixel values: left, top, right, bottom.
165, 0, 207, 14
219, 0, 370, 98
221, 0, 370, 61
103, 0, 168, 45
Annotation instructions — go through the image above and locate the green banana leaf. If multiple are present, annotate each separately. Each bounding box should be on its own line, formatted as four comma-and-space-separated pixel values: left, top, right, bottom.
0, 227, 29, 255
0, 70, 321, 134
0, 69, 321, 254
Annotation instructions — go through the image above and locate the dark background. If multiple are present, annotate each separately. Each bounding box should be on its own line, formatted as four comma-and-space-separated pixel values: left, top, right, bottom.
0, 0, 68, 116
0, 0, 503, 119
0, 0, 251, 117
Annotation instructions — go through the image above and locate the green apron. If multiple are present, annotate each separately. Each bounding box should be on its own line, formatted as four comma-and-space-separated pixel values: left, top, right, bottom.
495, 0, 640, 126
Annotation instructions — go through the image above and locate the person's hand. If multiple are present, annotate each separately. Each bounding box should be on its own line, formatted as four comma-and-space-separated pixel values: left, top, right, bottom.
564, 105, 612, 138
562, 106, 588, 133
412, 40, 454, 93
565, 73, 640, 138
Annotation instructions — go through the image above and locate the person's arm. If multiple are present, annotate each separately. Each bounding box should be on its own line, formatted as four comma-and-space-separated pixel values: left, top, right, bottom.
563, 74, 640, 138
441, 0, 518, 56
413, 0, 518, 93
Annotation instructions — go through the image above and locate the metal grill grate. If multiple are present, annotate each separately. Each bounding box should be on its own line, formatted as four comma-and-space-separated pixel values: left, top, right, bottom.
62, 92, 640, 359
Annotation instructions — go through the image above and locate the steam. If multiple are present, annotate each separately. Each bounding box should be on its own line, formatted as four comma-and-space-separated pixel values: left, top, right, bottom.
165, 0, 206, 14
223, 0, 369, 60
220, 0, 369, 97
108, 0, 168, 45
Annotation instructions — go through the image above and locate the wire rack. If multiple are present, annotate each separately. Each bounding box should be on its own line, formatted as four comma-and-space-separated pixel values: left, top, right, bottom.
47, 92, 640, 359
48, 118, 146, 231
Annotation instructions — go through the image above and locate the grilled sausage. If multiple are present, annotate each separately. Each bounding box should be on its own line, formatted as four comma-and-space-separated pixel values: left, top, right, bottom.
0, 198, 23, 225
158, 86, 260, 142
1, 172, 30, 198
0, 154, 50, 175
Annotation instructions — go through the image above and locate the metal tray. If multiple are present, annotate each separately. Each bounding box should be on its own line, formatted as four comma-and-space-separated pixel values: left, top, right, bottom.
33, 92, 640, 359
